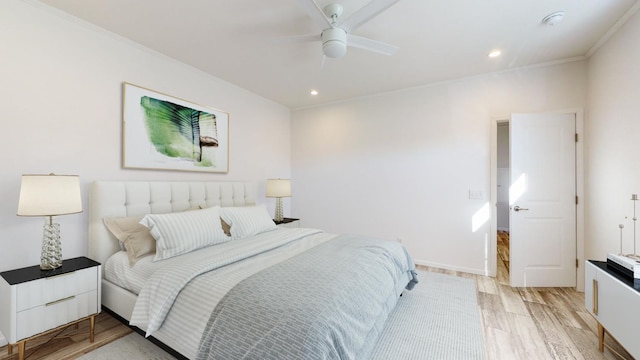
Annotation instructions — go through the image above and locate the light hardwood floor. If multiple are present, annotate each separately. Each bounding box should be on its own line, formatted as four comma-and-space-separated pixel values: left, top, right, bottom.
416, 231, 632, 360
0, 232, 632, 359
0, 312, 131, 360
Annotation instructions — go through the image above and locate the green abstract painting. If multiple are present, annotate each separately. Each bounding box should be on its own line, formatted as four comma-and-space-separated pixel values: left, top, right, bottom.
123, 83, 229, 172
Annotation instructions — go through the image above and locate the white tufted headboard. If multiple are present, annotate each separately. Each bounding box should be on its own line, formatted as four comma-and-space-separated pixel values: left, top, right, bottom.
88, 181, 256, 265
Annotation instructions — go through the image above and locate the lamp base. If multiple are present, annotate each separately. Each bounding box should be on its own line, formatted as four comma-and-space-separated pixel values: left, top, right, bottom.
41, 222, 62, 270
274, 197, 284, 222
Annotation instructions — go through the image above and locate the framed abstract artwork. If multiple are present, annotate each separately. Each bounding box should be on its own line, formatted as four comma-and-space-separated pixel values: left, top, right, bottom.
122, 83, 229, 173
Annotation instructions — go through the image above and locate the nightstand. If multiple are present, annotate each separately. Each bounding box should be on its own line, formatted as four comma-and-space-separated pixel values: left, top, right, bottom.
0, 257, 101, 360
274, 218, 300, 228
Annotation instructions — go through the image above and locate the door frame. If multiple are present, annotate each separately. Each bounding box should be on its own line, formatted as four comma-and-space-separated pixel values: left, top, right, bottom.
489, 108, 585, 290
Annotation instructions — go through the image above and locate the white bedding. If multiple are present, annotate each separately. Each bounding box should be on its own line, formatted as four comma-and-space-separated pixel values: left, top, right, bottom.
104, 252, 157, 295
106, 227, 337, 359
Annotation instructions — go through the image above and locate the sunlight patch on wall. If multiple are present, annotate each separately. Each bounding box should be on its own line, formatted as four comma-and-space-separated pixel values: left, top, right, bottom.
472, 202, 491, 233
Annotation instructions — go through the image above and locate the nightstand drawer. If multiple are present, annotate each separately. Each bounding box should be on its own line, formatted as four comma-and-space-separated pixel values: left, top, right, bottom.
16, 290, 98, 340
16, 267, 97, 312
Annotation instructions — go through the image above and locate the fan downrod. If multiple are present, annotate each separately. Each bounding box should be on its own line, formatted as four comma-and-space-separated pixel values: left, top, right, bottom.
323, 4, 343, 23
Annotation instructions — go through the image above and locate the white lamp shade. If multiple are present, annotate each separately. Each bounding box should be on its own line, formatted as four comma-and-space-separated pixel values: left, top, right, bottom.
266, 179, 291, 198
17, 174, 82, 216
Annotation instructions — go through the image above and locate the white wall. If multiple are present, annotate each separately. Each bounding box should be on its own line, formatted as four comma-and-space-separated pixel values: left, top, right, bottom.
0, 0, 292, 274
586, 9, 640, 260
292, 61, 587, 274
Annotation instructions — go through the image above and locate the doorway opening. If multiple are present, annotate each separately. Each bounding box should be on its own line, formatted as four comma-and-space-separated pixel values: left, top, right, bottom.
496, 121, 510, 280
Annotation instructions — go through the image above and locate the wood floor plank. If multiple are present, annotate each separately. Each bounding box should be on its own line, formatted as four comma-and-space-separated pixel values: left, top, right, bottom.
484, 326, 521, 360
478, 292, 512, 332
545, 341, 584, 360
518, 287, 547, 305
505, 312, 553, 360
559, 287, 588, 311
539, 291, 584, 329
526, 301, 577, 349
575, 309, 600, 334
564, 326, 621, 360
499, 283, 530, 316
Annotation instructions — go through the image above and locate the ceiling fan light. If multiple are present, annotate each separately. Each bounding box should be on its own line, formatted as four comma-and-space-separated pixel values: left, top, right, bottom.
323, 41, 347, 58
322, 28, 347, 58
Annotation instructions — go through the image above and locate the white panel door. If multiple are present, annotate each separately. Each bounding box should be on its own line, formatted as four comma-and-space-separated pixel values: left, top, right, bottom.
510, 113, 576, 287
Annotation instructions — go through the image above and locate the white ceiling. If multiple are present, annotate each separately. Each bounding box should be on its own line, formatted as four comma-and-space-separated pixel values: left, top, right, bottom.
37, 0, 639, 109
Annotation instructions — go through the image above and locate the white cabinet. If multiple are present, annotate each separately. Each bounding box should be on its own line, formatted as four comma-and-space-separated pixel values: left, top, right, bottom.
0, 257, 101, 360
585, 260, 640, 358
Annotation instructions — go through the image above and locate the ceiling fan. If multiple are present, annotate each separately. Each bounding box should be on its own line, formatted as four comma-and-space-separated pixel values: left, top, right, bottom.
291, 0, 402, 59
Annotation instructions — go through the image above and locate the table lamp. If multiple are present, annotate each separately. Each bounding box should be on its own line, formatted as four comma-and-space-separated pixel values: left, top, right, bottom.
266, 179, 291, 222
17, 174, 82, 270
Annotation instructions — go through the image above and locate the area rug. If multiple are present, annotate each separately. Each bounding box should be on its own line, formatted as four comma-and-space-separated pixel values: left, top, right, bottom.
79, 271, 485, 360
370, 271, 485, 359
77, 331, 177, 360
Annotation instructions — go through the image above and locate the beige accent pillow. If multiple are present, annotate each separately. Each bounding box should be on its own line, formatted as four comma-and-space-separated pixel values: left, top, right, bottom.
103, 215, 156, 265
123, 228, 156, 265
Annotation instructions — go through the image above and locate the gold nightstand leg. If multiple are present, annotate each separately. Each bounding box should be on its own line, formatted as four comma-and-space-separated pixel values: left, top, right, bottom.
597, 322, 605, 352
89, 315, 95, 343
18, 341, 25, 360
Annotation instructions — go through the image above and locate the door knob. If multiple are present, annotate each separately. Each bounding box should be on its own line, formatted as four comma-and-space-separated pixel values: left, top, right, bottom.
513, 205, 529, 212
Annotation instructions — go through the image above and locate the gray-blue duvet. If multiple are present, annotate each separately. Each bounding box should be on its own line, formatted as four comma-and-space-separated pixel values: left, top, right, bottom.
196, 234, 418, 360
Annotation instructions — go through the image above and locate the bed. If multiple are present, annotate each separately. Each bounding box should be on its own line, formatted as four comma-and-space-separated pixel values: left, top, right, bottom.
88, 180, 417, 360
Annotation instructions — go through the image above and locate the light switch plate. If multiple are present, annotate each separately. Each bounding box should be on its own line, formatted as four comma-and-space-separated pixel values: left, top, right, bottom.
469, 190, 485, 200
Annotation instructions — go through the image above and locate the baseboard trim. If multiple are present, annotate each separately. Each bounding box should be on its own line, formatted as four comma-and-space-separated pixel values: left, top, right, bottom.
414, 259, 487, 276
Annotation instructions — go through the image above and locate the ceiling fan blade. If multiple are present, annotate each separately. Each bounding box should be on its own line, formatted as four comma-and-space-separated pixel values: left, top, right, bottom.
347, 34, 398, 56
340, 0, 402, 33
278, 34, 321, 44
296, 0, 332, 29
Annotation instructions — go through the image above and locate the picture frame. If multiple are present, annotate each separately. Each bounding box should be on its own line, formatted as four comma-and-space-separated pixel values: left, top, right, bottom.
122, 83, 229, 173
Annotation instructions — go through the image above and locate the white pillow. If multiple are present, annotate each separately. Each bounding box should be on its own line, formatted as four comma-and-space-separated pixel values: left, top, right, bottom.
220, 205, 277, 239
139, 206, 229, 261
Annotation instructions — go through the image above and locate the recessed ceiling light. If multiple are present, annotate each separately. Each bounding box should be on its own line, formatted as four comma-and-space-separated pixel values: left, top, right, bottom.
310, 90, 319, 96
488, 49, 501, 58
542, 11, 565, 26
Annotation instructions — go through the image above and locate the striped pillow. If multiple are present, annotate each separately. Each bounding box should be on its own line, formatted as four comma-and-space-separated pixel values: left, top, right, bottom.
140, 206, 229, 261
220, 205, 277, 239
